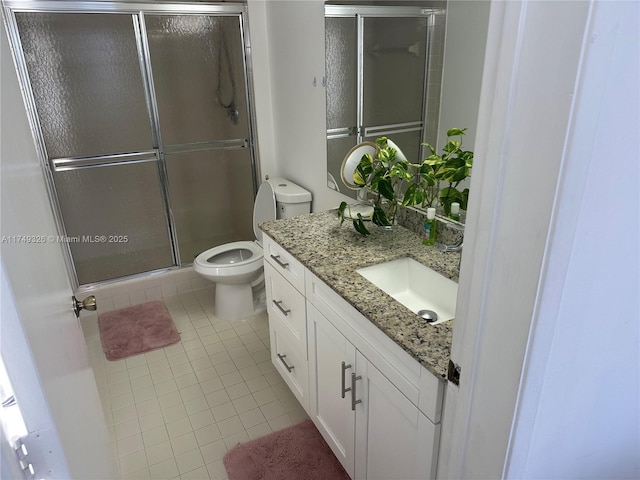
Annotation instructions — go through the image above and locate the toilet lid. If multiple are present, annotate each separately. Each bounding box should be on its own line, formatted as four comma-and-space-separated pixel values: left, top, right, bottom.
253, 179, 277, 243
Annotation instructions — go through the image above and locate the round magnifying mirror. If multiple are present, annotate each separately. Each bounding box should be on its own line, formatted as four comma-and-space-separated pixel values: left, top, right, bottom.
340, 141, 379, 190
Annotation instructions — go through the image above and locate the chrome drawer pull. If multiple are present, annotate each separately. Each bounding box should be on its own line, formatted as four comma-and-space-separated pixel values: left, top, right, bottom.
277, 353, 295, 373
351, 372, 362, 411
270, 254, 290, 269
341, 361, 352, 398
272, 299, 291, 316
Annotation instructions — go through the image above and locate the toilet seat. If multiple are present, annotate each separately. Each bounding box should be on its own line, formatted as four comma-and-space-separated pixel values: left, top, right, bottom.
193, 241, 263, 281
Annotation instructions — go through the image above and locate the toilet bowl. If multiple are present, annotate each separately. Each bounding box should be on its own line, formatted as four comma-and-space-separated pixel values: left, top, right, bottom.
193, 178, 311, 320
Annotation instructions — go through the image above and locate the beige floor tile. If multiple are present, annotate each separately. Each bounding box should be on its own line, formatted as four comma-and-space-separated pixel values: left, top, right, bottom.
194, 424, 223, 447
170, 432, 199, 456
148, 458, 179, 480
205, 459, 228, 480
175, 449, 205, 475
199, 439, 228, 464
145, 441, 173, 466
86, 290, 309, 480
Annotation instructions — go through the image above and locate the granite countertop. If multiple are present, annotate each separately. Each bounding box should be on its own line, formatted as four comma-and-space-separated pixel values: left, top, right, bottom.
260, 210, 460, 380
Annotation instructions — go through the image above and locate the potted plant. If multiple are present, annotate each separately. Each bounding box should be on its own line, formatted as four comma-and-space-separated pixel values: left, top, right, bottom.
338, 129, 473, 235
338, 137, 410, 235
417, 128, 473, 215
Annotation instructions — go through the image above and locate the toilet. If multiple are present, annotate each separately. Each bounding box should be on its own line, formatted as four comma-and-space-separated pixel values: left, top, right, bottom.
193, 178, 312, 320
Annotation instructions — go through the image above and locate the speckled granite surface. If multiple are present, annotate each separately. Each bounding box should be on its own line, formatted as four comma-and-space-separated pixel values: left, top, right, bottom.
260, 210, 461, 380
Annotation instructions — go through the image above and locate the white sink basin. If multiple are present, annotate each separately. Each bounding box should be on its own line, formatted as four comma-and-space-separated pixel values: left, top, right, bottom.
356, 257, 458, 325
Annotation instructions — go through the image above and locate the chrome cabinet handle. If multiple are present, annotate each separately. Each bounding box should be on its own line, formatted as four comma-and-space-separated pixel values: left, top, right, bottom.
277, 353, 294, 373
351, 372, 362, 411
272, 299, 291, 316
341, 362, 352, 398
270, 254, 290, 269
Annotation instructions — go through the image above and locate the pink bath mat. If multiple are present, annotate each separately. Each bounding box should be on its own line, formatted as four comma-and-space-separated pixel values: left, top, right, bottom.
98, 300, 180, 361
223, 419, 350, 480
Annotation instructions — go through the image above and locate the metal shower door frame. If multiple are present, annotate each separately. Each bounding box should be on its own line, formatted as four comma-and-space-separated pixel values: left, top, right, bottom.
2, 0, 260, 290
324, 5, 443, 153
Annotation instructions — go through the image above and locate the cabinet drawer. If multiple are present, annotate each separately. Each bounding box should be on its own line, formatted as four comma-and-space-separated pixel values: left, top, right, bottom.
270, 317, 309, 412
265, 262, 307, 351
263, 234, 305, 293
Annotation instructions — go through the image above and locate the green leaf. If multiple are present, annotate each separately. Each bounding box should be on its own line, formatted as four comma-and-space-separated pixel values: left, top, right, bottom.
447, 127, 467, 137
461, 188, 470, 210
402, 183, 419, 206
372, 206, 391, 226
377, 178, 395, 201
354, 154, 373, 186
419, 173, 438, 186
443, 140, 460, 154
375, 137, 388, 149
421, 142, 437, 155
389, 161, 409, 179
353, 216, 371, 236
449, 166, 469, 183
423, 154, 443, 166
337, 201, 347, 225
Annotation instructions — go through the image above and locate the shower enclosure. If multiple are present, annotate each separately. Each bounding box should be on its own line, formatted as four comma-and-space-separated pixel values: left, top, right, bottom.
3, 1, 258, 287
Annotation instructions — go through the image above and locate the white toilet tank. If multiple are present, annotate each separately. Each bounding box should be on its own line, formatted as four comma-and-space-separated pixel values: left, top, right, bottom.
269, 178, 312, 219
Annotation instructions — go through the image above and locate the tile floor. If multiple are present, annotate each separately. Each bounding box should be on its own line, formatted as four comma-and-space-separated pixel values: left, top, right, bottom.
84, 288, 308, 480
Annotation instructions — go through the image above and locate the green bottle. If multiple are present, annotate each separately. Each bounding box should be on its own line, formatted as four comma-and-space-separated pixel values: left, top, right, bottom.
423, 207, 437, 245
450, 202, 461, 221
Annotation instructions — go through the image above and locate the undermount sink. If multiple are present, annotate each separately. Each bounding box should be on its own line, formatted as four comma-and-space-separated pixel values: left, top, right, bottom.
356, 257, 458, 325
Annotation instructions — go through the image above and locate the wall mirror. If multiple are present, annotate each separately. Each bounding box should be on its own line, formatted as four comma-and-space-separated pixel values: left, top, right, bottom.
325, 1, 489, 223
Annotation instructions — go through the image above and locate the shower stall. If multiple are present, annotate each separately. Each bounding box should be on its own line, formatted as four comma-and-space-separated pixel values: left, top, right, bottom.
3, 1, 258, 287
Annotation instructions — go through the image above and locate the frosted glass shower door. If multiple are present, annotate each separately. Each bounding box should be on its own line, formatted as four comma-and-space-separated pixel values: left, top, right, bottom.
325, 16, 358, 193
145, 14, 256, 264
14, 12, 174, 285
361, 16, 428, 162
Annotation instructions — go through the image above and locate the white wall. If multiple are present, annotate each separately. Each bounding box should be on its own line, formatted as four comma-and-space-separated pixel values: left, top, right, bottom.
0, 25, 118, 479
250, 0, 365, 212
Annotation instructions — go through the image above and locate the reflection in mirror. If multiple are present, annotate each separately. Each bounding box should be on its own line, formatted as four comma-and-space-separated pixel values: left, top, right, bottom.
325, 4, 445, 200
340, 141, 378, 191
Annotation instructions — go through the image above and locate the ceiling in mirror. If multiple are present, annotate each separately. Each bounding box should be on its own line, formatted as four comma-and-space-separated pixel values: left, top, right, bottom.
324, 4, 445, 200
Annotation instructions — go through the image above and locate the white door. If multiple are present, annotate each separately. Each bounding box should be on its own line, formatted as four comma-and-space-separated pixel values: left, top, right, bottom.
1, 24, 118, 479
1, 265, 72, 478
308, 304, 356, 478
354, 352, 439, 480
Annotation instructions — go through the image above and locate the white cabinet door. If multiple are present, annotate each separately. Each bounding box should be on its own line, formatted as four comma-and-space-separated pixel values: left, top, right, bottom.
308, 304, 356, 478
270, 316, 310, 412
355, 351, 440, 480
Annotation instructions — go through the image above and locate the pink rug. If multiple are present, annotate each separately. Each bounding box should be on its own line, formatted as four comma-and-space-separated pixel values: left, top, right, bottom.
98, 300, 180, 361
223, 419, 350, 480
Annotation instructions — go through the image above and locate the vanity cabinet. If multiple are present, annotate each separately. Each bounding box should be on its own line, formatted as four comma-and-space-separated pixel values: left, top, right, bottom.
264, 250, 309, 412
263, 234, 444, 480
308, 304, 439, 479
